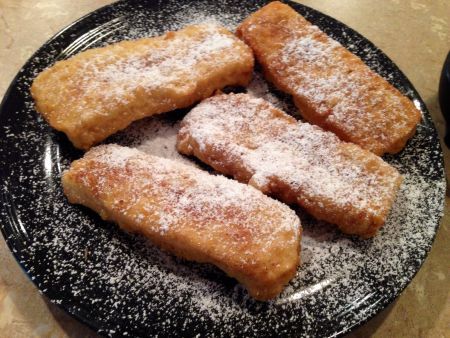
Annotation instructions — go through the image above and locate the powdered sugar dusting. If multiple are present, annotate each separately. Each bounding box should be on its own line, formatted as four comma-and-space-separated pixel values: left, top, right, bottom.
41, 23, 247, 116
85, 24, 236, 102
241, 9, 421, 154
0, 0, 445, 337
179, 93, 402, 237
109, 116, 194, 166
246, 72, 289, 111
281, 26, 419, 150
71, 144, 300, 246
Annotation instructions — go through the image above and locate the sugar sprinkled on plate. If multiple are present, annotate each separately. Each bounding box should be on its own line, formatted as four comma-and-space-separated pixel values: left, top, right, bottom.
0, 0, 445, 336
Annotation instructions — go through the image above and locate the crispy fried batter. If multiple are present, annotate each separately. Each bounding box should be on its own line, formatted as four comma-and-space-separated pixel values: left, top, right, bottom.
177, 93, 403, 238
236, 2, 421, 155
31, 24, 254, 150
62, 145, 301, 300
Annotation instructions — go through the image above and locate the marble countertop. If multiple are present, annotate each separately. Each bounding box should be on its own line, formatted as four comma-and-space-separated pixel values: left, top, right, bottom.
0, 0, 449, 337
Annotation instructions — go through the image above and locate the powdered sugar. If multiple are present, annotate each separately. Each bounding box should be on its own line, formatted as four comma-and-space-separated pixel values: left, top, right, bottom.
282, 32, 341, 66
73, 144, 300, 245
49, 23, 245, 110
179, 93, 402, 237
0, 0, 446, 337
109, 116, 194, 165
246, 72, 289, 111
87, 24, 235, 102
240, 8, 421, 154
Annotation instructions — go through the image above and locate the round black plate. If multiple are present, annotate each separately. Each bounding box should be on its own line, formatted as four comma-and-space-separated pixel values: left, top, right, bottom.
0, 0, 446, 337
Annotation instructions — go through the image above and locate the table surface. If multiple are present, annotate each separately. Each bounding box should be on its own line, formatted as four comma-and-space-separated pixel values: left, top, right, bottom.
0, 0, 449, 337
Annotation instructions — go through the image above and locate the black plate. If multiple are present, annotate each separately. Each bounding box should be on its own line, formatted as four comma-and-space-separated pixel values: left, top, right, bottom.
0, 0, 446, 337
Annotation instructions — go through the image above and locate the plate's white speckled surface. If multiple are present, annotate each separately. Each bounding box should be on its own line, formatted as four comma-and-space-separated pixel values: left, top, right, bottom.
0, 0, 446, 337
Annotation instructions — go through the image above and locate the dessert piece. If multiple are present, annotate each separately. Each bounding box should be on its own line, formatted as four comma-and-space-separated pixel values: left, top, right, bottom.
62, 144, 301, 300
236, 1, 421, 155
32, 24, 254, 149
177, 93, 403, 237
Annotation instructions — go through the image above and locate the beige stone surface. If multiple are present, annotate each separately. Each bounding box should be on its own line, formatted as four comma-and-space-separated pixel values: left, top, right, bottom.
0, 0, 449, 337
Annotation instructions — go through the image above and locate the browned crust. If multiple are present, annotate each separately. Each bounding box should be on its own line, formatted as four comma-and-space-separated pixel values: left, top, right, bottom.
177, 93, 403, 238
236, 1, 421, 156
31, 24, 254, 150
62, 146, 301, 300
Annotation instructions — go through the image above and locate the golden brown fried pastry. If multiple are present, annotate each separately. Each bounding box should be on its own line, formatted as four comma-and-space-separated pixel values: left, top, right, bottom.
177, 93, 403, 238
236, 2, 421, 155
62, 144, 301, 300
31, 24, 254, 150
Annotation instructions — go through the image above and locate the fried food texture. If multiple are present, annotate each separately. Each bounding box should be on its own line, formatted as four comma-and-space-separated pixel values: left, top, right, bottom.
237, 2, 421, 155
62, 144, 301, 300
177, 93, 403, 238
32, 24, 254, 149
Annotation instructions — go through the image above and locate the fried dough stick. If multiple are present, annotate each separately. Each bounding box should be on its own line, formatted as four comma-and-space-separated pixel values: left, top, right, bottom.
177, 93, 403, 238
236, 2, 421, 155
62, 145, 301, 300
32, 24, 254, 149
